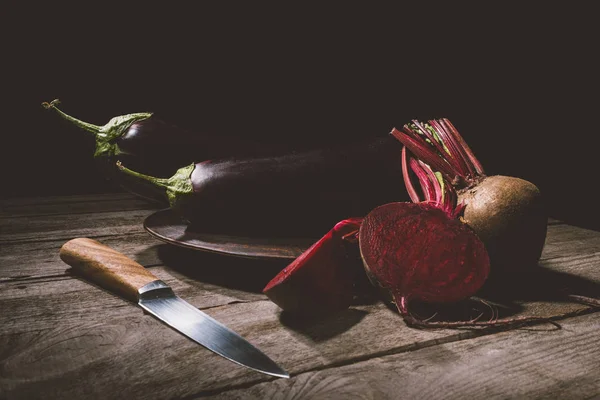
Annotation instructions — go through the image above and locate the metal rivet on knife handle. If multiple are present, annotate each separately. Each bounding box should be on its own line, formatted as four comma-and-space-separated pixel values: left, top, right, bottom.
60, 237, 157, 302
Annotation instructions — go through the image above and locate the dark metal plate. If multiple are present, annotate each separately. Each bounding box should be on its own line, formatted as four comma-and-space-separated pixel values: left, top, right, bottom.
143, 209, 314, 260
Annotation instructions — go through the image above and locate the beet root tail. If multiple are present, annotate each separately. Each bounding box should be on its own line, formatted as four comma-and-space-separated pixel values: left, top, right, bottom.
394, 294, 561, 330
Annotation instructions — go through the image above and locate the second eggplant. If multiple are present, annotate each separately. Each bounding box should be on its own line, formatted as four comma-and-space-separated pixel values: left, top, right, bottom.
42, 99, 291, 204
117, 136, 407, 237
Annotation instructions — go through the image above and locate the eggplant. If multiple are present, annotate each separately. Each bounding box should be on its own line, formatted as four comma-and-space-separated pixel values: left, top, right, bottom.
117, 136, 407, 237
42, 99, 290, 204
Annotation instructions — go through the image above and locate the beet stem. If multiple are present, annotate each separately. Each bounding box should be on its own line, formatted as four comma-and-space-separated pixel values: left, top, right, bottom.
429, 119, 473, 178
409, 158, 436, 202
404, 156, 457, 217
390, 128, 455, 180
411, 120, 460, 170
412, 120, 469, 178
392, 119, 487, 187
440, 118, 485, 177
420, 161, 443, 205
402, 147, 421, 203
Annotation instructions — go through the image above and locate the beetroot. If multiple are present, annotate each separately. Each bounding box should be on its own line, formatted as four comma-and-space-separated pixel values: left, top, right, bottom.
359, 202, 489, 305
391, 119, 547, 276
263, 217, 363, 317
458, 175, 547, 274
389, 121, 600, 318
358, 160, 559, 328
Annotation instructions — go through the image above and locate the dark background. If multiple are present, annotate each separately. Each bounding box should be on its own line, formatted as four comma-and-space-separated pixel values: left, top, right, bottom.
3, 3, 599, 230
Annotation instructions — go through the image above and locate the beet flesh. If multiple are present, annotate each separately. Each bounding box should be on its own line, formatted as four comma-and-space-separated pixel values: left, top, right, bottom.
458, 175, 547, 276
359, 202, 490, 306
263, 218, 363, 317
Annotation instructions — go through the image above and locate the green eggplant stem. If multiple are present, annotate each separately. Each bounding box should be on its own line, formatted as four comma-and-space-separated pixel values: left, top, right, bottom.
116, 161, 195, 206
42, 99, 102, 135
116, 161, 171, 188
42, 98, 153, 158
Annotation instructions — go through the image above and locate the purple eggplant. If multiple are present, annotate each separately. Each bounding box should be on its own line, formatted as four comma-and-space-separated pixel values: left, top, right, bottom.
117, 136, 406, 237
42, 99, 290, 204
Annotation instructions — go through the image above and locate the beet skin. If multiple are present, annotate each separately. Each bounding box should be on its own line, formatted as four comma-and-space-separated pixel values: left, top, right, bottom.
459, 175, 547, 275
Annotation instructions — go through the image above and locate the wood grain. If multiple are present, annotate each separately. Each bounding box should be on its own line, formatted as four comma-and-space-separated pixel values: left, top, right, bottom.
59, 238, 160, 302
541, 222, 600, 260
0, 274, 251, 336
0, 193, 159, 218
0, 232, 162, 281
0, 272, 596, 399
0, 209, 153, 245
0, 296, 477, 398
201, 312, 600, 400
1, 194, 600, 400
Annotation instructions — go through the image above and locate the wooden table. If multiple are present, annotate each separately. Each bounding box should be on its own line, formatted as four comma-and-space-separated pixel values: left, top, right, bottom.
1, 193, 599, 400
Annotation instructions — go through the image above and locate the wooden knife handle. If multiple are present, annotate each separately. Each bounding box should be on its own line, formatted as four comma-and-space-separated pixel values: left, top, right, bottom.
60, 238, 158, 302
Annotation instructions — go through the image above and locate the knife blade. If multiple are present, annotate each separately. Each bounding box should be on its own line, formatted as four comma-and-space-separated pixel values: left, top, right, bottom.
59, 237, 289, 379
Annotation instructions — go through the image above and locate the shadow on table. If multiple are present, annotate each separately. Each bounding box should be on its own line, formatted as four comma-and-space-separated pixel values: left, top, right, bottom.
138, 243, 289, 294
478, 264, 600, 309
279, 308, 369, 342
403, 263, 600, 326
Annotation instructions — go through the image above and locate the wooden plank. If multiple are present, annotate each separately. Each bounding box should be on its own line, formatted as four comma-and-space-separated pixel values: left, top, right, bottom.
0, 266, 596, 400
0, 209, 154, 244
0, 203, 600, 398
1, 195, 599, 399
0, 233, 290, 298
0, 233, 165, 281
541, 222, 600, 261
0, 193, 159, 218
0, 266, 282, 331
1, 193, 135, 208
200, 312, 600, 400
0, 274, 260, 336
0, 289, 469, 399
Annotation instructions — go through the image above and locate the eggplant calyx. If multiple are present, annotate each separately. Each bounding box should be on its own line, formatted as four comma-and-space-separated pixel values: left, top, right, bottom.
116, 161, 194, 206
42, 99, 152, 158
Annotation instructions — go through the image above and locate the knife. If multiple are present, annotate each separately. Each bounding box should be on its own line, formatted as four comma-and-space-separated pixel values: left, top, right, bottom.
59, 237, 289, 379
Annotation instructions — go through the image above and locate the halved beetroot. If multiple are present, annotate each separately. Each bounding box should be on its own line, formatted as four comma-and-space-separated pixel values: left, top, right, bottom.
263, 217, 363, 317
359, 202, 490, 307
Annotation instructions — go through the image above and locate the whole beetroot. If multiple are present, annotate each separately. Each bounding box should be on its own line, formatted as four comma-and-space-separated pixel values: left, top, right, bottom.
358, 162, 551, 328
391, 119, 547, 278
